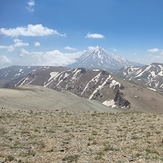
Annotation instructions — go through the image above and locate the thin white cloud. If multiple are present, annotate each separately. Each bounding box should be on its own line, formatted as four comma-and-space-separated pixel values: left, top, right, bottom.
147, 48, 159, 53
0, 45, 14, 52
18, 49, 83, 66
0, 45, 10, 50
0, 24, 66, 37
34, 42, 40, 47
19, 49, 29, 57
13, 39, 29, 47
65, 46, 76, 51
6, 46, 14, 52
113, 48, 118, 52
88, 46, 95, 50
0, 55, 12, 68
28, 0, 35, 6
0, 39, 29, 52
109, 48, 118, 52
160, 50, 163, 55
85, 33, 105, 39
147, 52, 163, 63
27, 0, 35, 13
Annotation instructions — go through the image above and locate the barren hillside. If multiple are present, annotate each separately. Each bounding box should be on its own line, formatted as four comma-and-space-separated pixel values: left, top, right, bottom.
0, 85, 117, 112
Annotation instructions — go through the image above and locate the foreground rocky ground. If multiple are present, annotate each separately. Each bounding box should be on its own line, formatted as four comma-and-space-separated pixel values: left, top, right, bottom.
0, 108, 163, 163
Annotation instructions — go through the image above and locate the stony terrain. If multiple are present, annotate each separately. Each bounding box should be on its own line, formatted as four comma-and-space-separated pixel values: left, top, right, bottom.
0, 108, 163, 163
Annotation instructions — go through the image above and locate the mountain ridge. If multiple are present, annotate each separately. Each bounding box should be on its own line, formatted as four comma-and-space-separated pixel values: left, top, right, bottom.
1, 65, 163, 113
115, 62, 163, 93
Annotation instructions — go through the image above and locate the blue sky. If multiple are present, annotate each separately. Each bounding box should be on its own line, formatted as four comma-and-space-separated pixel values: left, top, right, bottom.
0, 0, 163, 68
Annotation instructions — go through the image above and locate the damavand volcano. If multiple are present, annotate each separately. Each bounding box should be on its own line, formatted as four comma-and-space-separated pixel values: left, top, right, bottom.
68, 46, 141, 72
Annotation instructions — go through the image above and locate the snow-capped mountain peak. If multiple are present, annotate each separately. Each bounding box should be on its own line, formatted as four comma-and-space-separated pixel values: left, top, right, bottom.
93, 45, 106, 53
68, 46, 141, 72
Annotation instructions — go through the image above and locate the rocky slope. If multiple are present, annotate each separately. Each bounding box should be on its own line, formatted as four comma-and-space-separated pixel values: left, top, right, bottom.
7, 67, 130, 109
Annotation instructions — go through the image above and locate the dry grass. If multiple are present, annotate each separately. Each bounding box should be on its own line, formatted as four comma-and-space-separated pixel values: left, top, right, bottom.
0, 108, 163, 163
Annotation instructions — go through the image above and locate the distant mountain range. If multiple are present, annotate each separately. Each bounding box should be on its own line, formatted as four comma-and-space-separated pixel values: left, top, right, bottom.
0, 46, 163, 113
116, 63, 163, 92
68, 46, 142, 72
1, 66, 163, 113
0, 66, 43, 88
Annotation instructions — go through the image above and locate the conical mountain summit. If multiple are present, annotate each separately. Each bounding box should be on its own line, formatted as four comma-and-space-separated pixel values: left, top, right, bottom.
68, 46, 141, 72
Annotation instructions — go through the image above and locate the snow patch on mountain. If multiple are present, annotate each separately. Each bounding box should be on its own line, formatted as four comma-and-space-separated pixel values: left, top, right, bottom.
81, 72, 101, 95
89, 75, 112, 100
135, 65, 152, 78
48, 72, 59, 81
103, 100, 116, 108
147, 87, 156, 92
45, 72, 62, 87
110, 80, 121, 88
72, 69, 81, 81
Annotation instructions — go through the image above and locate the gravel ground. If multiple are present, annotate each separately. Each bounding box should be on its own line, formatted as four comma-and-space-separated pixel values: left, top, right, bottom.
0, 108, 163, 163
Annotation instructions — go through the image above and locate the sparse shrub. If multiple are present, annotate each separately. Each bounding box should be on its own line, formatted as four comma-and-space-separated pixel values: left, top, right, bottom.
92, 131, 97, 135
34, 128, 39, 132
21, 130, 30, 134
62, 141, 69, 145
116, 128, 123, 132
7, 155, 14, 161
62, 155, 79, 162
95, 151, 104, 160
132, 136, 138, 140
135, 153, 142, 157
103, 146, 119, 151
64, 129, 69, 133
156, 131, 161, 134
146, 148, 159, 155
0, 127, 7, 135
46, 129, 55, 133
92, 141, 97, 145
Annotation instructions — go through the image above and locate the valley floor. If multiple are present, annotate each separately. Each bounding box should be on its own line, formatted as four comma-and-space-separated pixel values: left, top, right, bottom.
0, 108, 163, 163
